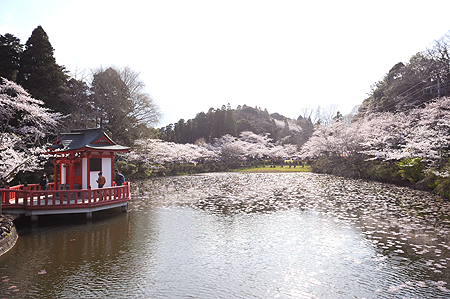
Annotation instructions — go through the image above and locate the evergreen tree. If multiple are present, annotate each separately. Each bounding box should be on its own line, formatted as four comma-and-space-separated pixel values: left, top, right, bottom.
186, 119, 197, 143
333, 111, 343, 122
0, 33, 22, 81
224, 103, 237, 136
193, 111, 211, 143
174, 119, 186, 143
210, 106, 226, 139
17, 26, 68, 113
236, 119, 255, 134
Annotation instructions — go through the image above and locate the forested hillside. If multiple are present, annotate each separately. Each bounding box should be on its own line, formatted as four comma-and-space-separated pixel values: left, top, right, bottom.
357, 32, 450, 117
158, 104, 315, 149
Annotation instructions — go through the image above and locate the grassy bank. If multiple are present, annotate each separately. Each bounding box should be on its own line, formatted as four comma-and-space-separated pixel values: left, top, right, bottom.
231, 165, 312, 173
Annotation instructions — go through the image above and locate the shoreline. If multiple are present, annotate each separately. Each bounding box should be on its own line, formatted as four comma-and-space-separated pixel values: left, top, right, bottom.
231, 165, 312, 173
0, 215, 18, 257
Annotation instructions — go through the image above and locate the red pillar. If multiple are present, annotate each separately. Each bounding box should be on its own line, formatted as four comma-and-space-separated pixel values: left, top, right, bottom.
3, 185, 10, 208
68, 162, 74, 189
86, 154, 91, 189
110, 155, 114, 186
23, 184, 29, 206
54, 162, 58, 190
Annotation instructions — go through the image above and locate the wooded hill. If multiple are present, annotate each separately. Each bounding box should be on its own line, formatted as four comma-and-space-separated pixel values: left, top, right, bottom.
157, 104, 314, 148
357, 32, 450, 117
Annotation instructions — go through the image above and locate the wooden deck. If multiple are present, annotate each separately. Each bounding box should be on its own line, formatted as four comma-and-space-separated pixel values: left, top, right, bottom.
0, 183, 130, 221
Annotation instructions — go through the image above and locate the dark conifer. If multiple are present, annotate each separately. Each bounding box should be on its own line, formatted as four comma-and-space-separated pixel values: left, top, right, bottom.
0, 33, 22, 81
17, 26, 68, 113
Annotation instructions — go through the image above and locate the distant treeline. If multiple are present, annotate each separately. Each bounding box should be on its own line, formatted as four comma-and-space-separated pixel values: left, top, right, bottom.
158, 104, 315, 148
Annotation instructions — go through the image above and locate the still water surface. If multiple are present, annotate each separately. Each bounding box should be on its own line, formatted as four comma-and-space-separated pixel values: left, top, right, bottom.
1, 172, 450, 298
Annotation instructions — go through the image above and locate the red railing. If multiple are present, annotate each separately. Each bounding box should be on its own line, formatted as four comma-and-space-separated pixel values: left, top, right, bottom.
1, 183, 130, 211
2, 183, 56, 204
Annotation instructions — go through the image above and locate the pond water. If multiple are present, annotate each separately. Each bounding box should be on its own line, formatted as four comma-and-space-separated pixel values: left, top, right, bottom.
1, 172, 450, 298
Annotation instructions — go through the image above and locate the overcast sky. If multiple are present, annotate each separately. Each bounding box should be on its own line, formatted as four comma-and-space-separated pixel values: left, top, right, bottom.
1, 0, 450, 127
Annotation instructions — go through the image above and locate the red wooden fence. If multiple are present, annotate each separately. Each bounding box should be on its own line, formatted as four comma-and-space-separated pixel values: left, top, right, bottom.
1, 183, 130, 211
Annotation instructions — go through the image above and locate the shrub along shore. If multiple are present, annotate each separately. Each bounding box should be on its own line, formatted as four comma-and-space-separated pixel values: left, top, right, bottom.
115, 158, 311, 178
309, 155, 450, 199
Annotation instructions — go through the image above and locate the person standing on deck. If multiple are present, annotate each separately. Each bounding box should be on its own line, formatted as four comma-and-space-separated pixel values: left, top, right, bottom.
96, 172, 106, 188
114, 170, 125, 186
39, 173, 49, 190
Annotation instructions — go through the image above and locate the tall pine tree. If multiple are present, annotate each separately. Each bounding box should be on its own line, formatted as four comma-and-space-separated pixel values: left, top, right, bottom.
210, 106, 226, 139
224, 103, 237, 136
17, 26, 68, 113
0, 33, 22, 81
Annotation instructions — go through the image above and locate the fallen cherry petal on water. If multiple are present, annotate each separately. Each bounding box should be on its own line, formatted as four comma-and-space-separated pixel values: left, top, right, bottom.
2, 279, 9, 282
438, 285, 450, 292
8, 285, 16, 289
38, 270, 47, 274
417, 281, 426, 287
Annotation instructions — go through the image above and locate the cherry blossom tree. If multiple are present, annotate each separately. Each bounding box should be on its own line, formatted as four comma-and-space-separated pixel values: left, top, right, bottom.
402, 98, 450, 162
129, 138, 218, 166
209, 131, 299, 161
300, 97, 450, 168
300, 121, 363, 158
208, 134, 246, 161
0, 78, 62, 184
355, 98, 450, 163
129, 131, 300, 170
357, 112, 408, 160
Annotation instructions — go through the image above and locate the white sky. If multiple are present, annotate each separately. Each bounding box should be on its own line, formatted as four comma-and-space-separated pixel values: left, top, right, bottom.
1, 0, 450, 127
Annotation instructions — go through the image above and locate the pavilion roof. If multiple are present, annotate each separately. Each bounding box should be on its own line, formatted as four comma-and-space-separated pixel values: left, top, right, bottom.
48, 128, 129, 153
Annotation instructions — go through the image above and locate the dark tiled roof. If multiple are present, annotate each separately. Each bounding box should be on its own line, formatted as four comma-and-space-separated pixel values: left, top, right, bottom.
49, 128, 129, 152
